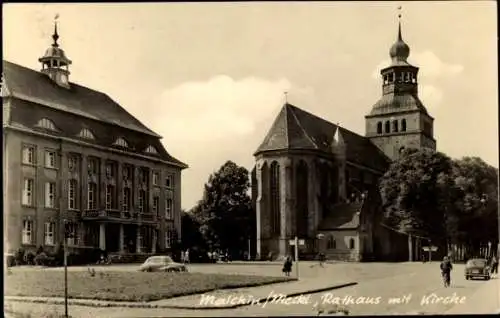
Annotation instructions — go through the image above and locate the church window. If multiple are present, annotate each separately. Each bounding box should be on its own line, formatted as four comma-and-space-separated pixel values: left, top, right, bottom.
145, 145, 158, 154
411, 73, 417, 83
296, 160, 309, 237
401, 119, 407, 132
384, 121, 390, 133
349, 238, 355, 249
270, 161, 281, 236
399, 72, 405, 83
377, 122, 382, 134
392, 120, 399, 132
36, 118, 58, 131
390, 72, 395, 83
404, 72, 411, 83
327, 236, 336, 249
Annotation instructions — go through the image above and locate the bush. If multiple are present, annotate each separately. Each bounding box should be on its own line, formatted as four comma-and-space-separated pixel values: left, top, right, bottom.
34, 252, 49, 266
6, 254, 15, 267
24, 252, 35, 265
15, 248, 26, 265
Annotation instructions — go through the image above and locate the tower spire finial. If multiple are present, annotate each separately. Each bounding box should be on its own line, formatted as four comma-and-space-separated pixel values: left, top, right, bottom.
52, 14, 60, 47
397, 6, 403, 41
284, 91, 288, 104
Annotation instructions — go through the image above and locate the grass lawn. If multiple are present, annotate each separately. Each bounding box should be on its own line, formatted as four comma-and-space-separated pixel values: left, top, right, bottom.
5, 270, 294, 302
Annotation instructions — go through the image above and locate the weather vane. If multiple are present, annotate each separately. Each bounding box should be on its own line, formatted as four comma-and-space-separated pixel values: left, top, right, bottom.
397, 6, 402, 19
284, 91, 288, 104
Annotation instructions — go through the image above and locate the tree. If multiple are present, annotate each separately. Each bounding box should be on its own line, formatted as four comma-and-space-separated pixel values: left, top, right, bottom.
180, 209, 206, 250
379, 148, 455, 243
448, 157, 498, 249
191, 161, 253, 258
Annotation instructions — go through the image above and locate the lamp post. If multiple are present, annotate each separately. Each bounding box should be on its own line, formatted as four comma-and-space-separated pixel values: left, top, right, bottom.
316, 233, 325, 267
63, 219, 69, 318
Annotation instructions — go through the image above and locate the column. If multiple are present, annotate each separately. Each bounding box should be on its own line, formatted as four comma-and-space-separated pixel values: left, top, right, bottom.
99, 158, 106, 209
81, 156, 88, 211
117, 162, 123, 215
152, 228, 157, 254
136, 225, 142, 253
119, 224, 124, 253
279, 158, 293, 258
99, 223, 106, 250
255, 161, 264, 260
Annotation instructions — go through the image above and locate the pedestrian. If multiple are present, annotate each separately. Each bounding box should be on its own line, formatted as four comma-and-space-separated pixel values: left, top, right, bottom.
282, 256, 292, 277
318, 252, 325, 267
184, 249, 190, 264
440, 256, 453, 288
490, 255, 498, 276
181, 250, 185, 264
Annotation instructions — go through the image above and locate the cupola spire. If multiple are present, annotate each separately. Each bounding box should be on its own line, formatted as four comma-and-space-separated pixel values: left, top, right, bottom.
389, 6, 410, 64
52, 15, 60, 47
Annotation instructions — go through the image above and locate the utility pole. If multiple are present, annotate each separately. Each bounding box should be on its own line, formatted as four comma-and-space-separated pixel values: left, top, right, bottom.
58, 139, 68, 318
294, 236, 299, 279
64, 220, 68, 318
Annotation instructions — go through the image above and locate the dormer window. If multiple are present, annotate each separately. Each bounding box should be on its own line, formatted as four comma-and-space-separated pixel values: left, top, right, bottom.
113, 137, 128, 148
36, 118, 58, 131
145, 145, 158, 154
78, 128, 95, 140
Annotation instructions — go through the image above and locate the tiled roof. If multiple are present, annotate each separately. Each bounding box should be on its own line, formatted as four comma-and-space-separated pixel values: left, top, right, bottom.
255, 103, 390, 172
319, 203, 362, 230
3, 60, 160, 137
368, 93, 429, 117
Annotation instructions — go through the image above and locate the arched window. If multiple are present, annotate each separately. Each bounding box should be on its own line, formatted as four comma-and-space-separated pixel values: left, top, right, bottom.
349, 238, 355, 250
392, 120, 399, 132
113, 137, 129, 148
78, 128, 95, 140
401, 119, 407, 132
384, 121, 390, 133
296, 160, 309, 237
145, 145, 158, 154
270, 161, 281, 236
327, 236, 336, 249
376, 122, 382, 134
37, 118, 57, 131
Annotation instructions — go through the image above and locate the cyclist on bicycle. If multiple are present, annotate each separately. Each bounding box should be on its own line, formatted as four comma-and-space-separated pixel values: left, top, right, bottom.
440, 256, 453, 287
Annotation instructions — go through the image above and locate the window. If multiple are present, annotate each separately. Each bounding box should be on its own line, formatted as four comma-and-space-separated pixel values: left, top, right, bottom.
327, 236, 336, 249
45, 182, 56, 208
44, 222, 55, 245
65, 222, 77, 246
123, 166, 132, 180
404, 72, 411, 83
105, 162, 115, 178
45, 150, 56, 168
270, 161, 281, 235
68, 155, 78, 171
392, 120, 399, 132
22, 220, 34, 244
123, 188, 131, 212
384, 121, 390, 133
113, 137, 128, 148
138, 190, 146, 213
376, 122, 382, 134
153, 196, 160, 216
22, 146, 36, 165
88, 158, 98, 175
165, 198, 173, 219
37, 118, 57, 131
165, 226, 174, 249
401, 119, 407, 132
22, 178, 34, 206
349, 238, 355, 250
68, 179, 77, 209
145, 145, 158, 154
165, 175, 174, 188
152, 172, 160, 186
78, 128, 95, 140
139, 168, 148, 184
87, 182, 97, 210
105, 185, 115, 210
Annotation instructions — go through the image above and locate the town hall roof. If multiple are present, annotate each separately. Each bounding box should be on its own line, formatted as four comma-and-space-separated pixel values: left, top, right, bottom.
3, 60, 161, 138
254, 103, 391, 172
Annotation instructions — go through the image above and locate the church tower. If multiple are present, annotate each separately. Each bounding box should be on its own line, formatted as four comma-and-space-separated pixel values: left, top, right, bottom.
365, 13, 436, 161
38, 18, 72, 89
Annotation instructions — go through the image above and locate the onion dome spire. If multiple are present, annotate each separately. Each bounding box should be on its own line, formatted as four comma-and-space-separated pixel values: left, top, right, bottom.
389, 7, 410, 64
52, 18, 60, 47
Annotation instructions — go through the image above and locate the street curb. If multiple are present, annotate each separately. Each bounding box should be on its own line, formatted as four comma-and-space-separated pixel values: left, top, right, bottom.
4, 282, 357, 310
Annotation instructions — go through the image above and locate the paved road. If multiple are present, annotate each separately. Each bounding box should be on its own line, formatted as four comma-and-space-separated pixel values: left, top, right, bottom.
5, 262, 497, 317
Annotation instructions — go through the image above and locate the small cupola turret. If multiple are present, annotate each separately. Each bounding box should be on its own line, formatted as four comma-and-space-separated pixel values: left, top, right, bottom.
38, 16, 72, 89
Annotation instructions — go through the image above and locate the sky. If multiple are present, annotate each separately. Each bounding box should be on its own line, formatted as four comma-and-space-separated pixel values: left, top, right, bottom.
3, 2, 498, 210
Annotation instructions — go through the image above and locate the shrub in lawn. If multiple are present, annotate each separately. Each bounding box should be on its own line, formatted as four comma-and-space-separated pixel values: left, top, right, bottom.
24, 252, 35, 265
53, 243, 65, 266
34, 252, 49, 266
14, 248, 26, 265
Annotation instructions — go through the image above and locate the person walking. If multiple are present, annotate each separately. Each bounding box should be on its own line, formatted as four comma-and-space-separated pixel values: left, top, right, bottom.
282, 256, 292, 277
184, 249, 190, 264
440, 256, 453, 287
490, 255, 498, 276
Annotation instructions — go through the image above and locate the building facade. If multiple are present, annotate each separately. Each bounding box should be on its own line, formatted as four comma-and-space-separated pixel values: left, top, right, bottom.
252, 19, 436, 261
2, 24, 187, 256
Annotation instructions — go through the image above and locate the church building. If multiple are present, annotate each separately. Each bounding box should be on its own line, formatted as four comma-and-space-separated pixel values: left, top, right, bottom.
252, 18, 436, 261
2, 22, 187, 259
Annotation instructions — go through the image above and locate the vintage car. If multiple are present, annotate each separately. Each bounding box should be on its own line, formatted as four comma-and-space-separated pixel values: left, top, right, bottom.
138, 256, 187, 272
464, 258, 490, 280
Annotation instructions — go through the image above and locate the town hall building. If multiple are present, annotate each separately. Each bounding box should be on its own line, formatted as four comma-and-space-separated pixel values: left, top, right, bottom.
2, 22, 187, 258
252, 19, 436, 261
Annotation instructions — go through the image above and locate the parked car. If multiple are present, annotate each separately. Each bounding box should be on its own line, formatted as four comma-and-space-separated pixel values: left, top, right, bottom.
465, 258, 490, 280
138, 256, 187, 272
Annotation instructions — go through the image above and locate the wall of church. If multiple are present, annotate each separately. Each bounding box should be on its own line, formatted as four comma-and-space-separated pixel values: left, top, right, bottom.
318, 230, 361, 262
